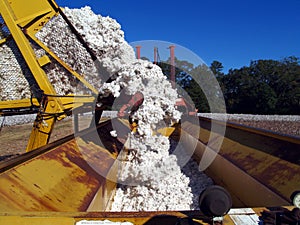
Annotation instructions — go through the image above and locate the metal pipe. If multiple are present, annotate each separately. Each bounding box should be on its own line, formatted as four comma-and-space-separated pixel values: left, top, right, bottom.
154, 47, 157, 64
169, 45, 175, 88
136, 46, 141, 59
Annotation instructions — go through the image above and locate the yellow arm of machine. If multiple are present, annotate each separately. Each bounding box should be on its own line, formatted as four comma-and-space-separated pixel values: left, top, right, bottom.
0, 0, 99, 151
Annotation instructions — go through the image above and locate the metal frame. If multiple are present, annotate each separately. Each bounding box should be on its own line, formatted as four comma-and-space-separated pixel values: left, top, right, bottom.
0, 0, 99, 151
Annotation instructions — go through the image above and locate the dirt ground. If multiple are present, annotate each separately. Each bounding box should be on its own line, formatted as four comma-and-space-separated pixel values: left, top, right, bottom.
0, 116, 92, 161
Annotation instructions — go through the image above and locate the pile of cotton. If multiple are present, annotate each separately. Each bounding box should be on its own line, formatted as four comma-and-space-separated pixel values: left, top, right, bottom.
0, 6, 213, 211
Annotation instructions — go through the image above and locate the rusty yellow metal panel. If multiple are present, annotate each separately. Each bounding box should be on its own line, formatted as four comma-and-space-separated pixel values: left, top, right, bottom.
220, 138, 300, 202
180, 120, 299, 207
0, 211, 211, 225
0, 209, 278, 225
0, 215, 73, 225
0, 137, 117, 211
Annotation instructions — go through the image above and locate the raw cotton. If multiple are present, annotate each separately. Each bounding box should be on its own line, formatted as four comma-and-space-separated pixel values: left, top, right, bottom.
110, 135, 214, 211
1, 6, 211, 211
57, 7, 194, 211
0, 39, 33, 100
35, 6, 136, 95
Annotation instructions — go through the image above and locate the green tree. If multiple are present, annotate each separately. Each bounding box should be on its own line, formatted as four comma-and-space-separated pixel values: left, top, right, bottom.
187, 64, 225, 113
158, 56, 300, 114
158, 59, 225, 113
158, 57, 194, 88
221, 56, 300, 114
273, 56, 300, 114
210, 60, 224, 78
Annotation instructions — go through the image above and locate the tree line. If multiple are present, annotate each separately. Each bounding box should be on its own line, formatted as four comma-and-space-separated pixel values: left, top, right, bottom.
157, 56, 300, 115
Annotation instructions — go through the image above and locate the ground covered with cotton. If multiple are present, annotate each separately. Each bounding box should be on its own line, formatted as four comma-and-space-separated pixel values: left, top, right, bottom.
200, 113, 300, 137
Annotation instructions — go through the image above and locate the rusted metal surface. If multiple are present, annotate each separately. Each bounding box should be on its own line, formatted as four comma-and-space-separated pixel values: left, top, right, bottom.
0, 119, 129, 212
180, 118, 300, 207
0, 208, 273, 225
0, 138, 112, 211
0, 211, 203, 225
200, 116, 300, 164
0, 115, 298, 220
0, 207, 297, 224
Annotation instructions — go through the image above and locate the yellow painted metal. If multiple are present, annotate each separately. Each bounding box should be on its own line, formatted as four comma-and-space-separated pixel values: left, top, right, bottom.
0, 0, 99, 151
4, 0, 59, 30
0, 37, 8, 45
0, 119, 132, 212
157, 127, 175, 137
25, 95, 96, 151
26, 99, 60, 151
180, 120, 300, 207
60, 95, 95, 111
0, 98, 39, 110
37, 55, 51, 67
2, 207, 296, 225
220, 138, 300, 205
0, 211, 232, 225
0, 117, 298, 223
0, 96, 94, 113
0, 211, 205, 225
0, 136, 117, 211
2, 0, 298, 221
0, 0, 65, 151
117, 118, 176, 137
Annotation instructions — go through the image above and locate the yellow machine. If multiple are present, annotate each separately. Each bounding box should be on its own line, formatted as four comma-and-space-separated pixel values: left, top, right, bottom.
1, 0, 300, 224
0, 0, 97, 151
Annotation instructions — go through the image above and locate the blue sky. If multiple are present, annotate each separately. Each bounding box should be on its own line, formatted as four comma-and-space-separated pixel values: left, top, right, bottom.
56, 0, 300, 73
